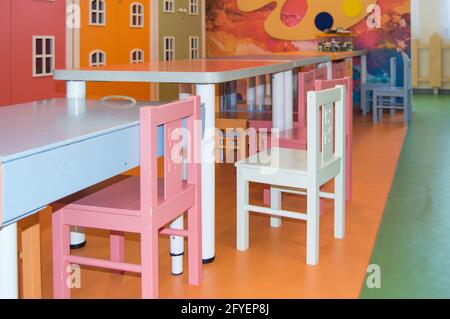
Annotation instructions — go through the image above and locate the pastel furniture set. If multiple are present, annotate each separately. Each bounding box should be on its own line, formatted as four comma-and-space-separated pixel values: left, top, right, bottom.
1, 48, 412, 299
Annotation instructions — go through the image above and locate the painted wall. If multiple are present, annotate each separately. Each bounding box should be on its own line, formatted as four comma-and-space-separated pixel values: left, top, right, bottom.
206, 0, 411, 99
0, 0, 12, 106
158, 0, 203, 100
80, 0, 151, 100
0, 0, 66, 106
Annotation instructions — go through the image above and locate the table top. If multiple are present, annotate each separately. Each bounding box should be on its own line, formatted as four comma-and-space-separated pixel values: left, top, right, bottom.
209, 54, 330, 68
54, 59, 294, 84
0, 98, 163, 163
276, 50, 368, 60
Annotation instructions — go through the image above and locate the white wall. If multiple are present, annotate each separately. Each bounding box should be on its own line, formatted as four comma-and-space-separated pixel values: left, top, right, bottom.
412, 0, 450, 88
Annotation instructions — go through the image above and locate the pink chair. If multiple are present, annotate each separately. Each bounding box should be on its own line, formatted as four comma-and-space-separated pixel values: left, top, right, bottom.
313, 67, 328, 81
52, 96, 202, 299
248, 67, 325, 132
332, 62, 346, 79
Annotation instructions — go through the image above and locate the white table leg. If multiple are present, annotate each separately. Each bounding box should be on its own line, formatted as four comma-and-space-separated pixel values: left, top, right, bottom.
361, 55, 368, 114
326, 61, 333, 80
284, 70, 293, 130
247, 77, 256, 111
0, 223, 19, 299
196, 84, 216, 263
256, 75, 266, 111
270, 72, 286, 227
67, 81, 87, 249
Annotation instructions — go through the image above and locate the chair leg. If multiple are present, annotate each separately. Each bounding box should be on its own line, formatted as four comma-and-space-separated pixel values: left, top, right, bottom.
236, 169, 249, 251
140, 227, 159, 299
334, 167, 346, 240
345, 134, 352, 202
52, 210, 70, 299
306, 185, 320, 266
188, 206, 202, 286
390, 97, 396, 116
270, 187, 282, 228
362, 87, 368, 116
372, 94, 377, 123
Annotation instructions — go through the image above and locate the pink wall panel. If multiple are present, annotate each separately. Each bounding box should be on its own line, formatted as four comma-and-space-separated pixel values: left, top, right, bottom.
0, 0, 12, 106
10, 0, 66, 104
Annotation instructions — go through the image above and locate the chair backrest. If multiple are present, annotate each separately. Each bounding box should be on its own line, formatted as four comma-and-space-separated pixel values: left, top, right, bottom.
314, 67, 328, 81
307, 86, 346, 174
402, 52, 412, 92
140, 96, 201, 213
297, 70, 316, 128
314, 77, 352, 136
332, 62, 346, 79
390, 56, 397, 87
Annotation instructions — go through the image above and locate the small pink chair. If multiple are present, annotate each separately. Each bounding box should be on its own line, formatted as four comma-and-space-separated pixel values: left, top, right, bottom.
332, 62, 347, 79
52, 96, 202, 299
313, 67, 328, 81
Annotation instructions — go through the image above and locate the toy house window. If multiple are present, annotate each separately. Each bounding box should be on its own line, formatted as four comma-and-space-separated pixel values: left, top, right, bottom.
130, 3, 144, 28
89, 50, 106, 67
189, 36, 200, 60
33, 36, 55, 77
163, 0, 174, 13
90, 0, 106, 26
163, 37, 175, 61
130, 49, 144, 63
189, 0, 199, 15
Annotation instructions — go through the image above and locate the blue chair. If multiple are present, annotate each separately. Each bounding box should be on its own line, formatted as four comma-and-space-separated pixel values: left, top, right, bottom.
372, 53, 412, 124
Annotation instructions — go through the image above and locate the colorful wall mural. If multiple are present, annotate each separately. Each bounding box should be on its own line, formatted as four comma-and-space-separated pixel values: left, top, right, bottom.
206, 0, 411, 101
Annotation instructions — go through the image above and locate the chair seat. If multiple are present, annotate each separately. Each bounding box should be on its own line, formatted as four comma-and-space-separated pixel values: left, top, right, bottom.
57, 175, 193, 214
373, 87, 406, 97
237, 147, 339, 175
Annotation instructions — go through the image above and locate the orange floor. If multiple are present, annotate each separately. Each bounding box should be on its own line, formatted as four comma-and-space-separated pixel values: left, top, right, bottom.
37, 112, 407, 299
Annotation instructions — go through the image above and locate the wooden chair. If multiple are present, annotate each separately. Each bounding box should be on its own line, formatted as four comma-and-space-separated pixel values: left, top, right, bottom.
215, 114, 250, 163
52, 96, 202, 299
373, 53, 412, 124
235, 85, 346, 265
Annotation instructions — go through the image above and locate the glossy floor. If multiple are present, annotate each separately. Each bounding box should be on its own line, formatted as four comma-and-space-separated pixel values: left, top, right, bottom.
361, 95, 450, 298
37, 111, 407, 298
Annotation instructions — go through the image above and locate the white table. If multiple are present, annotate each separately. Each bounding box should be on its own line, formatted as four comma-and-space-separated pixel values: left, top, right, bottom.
54, 59, 295, 271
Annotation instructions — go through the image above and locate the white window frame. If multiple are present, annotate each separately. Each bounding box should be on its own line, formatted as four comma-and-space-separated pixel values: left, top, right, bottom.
163, 0, 175, 13
130, 2, 144, 28
189, 36, 200, 60
130, 49, 144, 64
163, 36, 175, 61
189, 0, 199, 15
90, 0, 106, 26
89, 50, 106, 67
32, 36, 55, 77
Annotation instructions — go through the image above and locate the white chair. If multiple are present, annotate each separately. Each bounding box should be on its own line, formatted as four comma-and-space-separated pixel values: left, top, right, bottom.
235, 85, 346, 266
373, 53, 412, 124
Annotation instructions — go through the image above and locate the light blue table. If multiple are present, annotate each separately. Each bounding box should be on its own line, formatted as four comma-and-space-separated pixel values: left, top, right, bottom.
0, 98, 167, 298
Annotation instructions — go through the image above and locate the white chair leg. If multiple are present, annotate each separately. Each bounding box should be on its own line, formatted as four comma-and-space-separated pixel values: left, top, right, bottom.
306, 186, 320, 266
334, 170, 345, 239
270, 187, 282, 228
390, 97, 396, 116
236, 169, 249, 251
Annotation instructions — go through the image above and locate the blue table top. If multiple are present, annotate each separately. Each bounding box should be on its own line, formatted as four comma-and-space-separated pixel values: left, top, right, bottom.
0, 98, 165, 163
